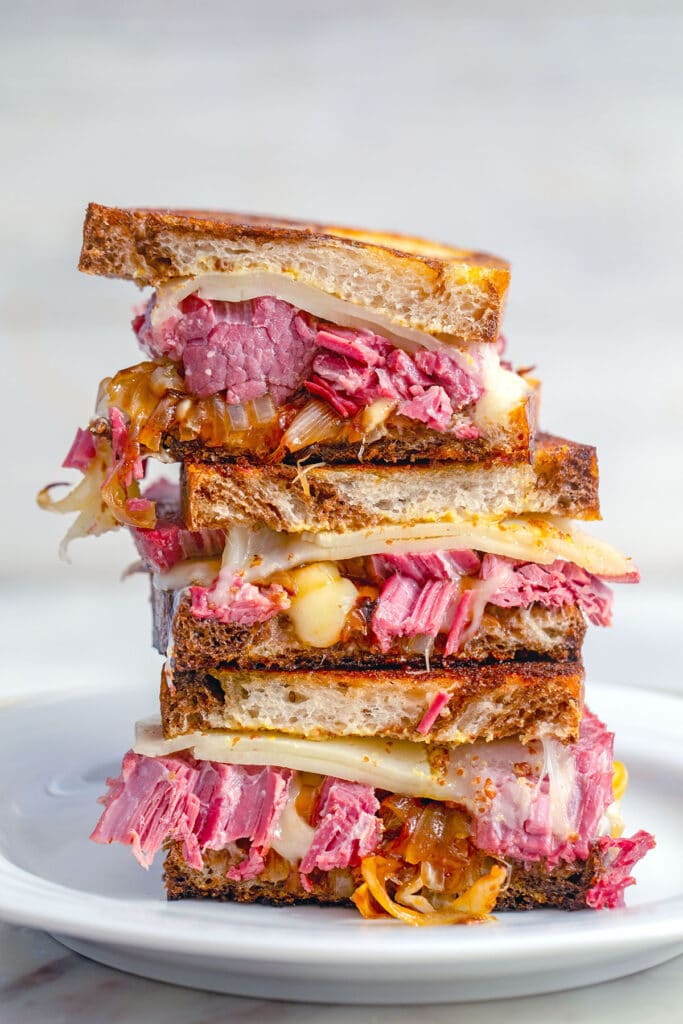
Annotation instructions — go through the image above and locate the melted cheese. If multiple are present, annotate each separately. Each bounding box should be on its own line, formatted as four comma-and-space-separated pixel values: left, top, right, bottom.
136, 719, 557, 804
283, 562, 358, 648
218, 515, 636, 583
474, 344, 530, 428
270, 779, 316, 861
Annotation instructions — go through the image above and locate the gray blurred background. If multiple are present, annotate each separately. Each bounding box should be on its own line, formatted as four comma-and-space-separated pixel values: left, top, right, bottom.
1, 1, 682, 691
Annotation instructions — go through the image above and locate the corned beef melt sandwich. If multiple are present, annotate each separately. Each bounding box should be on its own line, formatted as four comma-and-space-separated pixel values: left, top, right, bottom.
40, 205, 653, 924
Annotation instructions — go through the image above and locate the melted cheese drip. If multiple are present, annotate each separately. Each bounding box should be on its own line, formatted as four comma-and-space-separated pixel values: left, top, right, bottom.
474, 345, 530, 428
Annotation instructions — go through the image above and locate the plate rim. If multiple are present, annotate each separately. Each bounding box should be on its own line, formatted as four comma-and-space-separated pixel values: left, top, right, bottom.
0, 680, 681, 967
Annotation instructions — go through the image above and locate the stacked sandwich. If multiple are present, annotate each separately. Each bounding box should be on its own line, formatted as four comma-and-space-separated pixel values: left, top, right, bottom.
41, 205, 654, 924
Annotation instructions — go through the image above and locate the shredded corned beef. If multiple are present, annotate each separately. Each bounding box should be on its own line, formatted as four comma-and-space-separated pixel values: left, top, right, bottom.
190, 570, 290, 627
480, 554, 615, 627
62, 427, 96, 472
92, 754, 379, 880
416, 691, 450, 736
299, 778, 380, 878
90, 750, 203, 869
129, 480, 225, 573
91, 752, 292, 879
370, 551, 618, 653
370, 550, 481, 582
307, 326, 483, 431
586, 831, 656, 909
133, 294, 485, 432
474, 710, 615, 865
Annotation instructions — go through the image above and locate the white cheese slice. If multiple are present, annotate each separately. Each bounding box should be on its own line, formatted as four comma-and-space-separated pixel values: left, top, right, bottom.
216, 515, 635, 583
136, 719, 556, 804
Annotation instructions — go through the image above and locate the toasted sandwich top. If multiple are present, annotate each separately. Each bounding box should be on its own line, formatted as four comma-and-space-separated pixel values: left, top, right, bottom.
79, 204, 510, 345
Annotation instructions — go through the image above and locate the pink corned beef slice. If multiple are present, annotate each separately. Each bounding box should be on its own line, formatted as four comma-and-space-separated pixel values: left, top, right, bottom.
133, 294, 486, 430
299, 779, 380, 879
190, 572, 290, 627
130, 479, 225, 572
135, 294, 316, 405
62, 427, 96, 472
370, 551, 481, 582
90, 751, 202, 869
473, 710, 614, 864
479, 554, 617, 627
416, 691, 450, 736
586, 831, 656, 909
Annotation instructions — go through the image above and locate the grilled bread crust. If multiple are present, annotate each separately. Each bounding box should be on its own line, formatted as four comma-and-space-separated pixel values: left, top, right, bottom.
79, 204, 509, 346
159, 660, 584, 746
163, 841, 601, 912
155, 588, 587, 672
181, 431, 599, 531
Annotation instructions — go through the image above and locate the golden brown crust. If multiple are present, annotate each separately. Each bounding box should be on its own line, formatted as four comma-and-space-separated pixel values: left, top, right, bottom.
163, 841, 602, 912
79, 204, 509, 278
160, 660, 584, 746
78, 204, 509, 345
155, 588, 587, 671
180, 431, 599, 531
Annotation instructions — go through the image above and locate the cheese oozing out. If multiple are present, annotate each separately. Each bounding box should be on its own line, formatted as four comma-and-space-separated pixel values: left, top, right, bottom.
279, 562, 359, 648
149, 271, 530, 420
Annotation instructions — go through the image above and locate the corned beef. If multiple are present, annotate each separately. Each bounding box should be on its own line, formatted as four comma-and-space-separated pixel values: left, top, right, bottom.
91, 752, 292, 878
307, 326, 483, 431
62, 427, 96, 472
473, 710, 616, 865
586, 831, 656, 909
370, 551, 617, 653
133, 293, 486, 430
299, 778, 381, 877
91, 713, 652, 888
130, 479, 224, 572
190, 572, 290, 627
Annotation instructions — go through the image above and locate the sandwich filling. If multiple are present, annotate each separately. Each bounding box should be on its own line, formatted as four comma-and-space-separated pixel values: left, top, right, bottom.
92, 710, 654, 923
128, 483, 636, 657
43, 288, 532, 529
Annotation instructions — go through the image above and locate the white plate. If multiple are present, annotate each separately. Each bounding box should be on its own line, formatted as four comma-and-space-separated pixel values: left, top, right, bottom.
0, 682, 681, 1004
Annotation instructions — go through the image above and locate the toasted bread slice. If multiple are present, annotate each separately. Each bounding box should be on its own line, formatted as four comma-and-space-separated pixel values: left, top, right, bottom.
160, 660, 583, 746
154, 587, 587, 673
181, 431, 599, 531
163, 840, 603, 912
79, 204, 509, 346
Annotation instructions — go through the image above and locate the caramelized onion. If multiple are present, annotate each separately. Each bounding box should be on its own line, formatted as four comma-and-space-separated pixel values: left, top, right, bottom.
279, 400, 343, 454
352, 856, 506, 926
250, 394, 276, 424
37, 438, 120, 559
